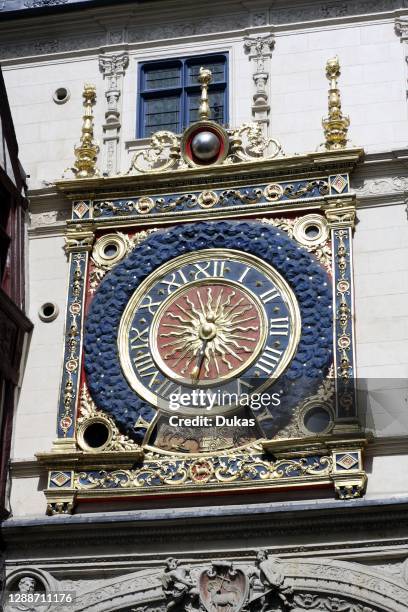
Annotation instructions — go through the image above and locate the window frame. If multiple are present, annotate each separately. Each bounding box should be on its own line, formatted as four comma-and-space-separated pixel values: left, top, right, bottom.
137, 52, 229, 139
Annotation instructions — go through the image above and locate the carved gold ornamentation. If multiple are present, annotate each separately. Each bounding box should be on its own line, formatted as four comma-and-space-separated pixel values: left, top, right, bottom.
275, 375, 335, 440
60, 254, 84, 436
263, 183, 284, 201
283, 180, 329, 199
325, 201, 356, 229
260, 217, 332, 272
90, 229, 157, 292
331, 173, 348, 193
135, 196, 155, 214
77, 384, 142, 453
198, 190, 219, 209
229, 122, 283, 163
73, 200, 89, 219
67, 84, 100, 179
64, 225, 95, 253
74, 448, 333, 490
336, 230, 351, 378
334, 479, 367, 500
293, 214, 330, 247
198, 66, 212, 120
332, 447, 367, 500
322, 57, 350, 150
335, 229, 352, 381
128, 131, 184, 174
126, 121, 283, 175
189, 458, 214, 483
92, 231, 132, 267
46, 500, 74, 516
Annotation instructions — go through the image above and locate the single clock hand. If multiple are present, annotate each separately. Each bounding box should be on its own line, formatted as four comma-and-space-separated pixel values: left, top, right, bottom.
191, 310, 218, 381
191, 340, 207, 382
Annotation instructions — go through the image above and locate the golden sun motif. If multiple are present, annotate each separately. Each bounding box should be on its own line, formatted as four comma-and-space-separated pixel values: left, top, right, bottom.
153, 282, 267, 384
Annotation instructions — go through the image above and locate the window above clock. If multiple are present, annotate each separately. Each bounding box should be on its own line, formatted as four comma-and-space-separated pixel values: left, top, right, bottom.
137, 53, 228, 138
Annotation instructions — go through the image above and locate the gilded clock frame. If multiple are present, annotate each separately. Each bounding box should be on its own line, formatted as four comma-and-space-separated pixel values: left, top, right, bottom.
118, 248, 301, 405
36, 148, 368, 515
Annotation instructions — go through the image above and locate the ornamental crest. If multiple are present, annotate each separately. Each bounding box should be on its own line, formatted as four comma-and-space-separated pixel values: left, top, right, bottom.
199, 562, 248, 612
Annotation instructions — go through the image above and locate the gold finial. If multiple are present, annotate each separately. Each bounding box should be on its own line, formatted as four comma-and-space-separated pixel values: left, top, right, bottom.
198, 67, 212, 120
322, 57, 350, 150
73, 83, 99, 178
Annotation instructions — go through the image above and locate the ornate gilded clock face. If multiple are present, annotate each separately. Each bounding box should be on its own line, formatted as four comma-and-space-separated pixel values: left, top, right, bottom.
85, 220, 333, 446
153, 279, 266, 385
118, 249, 301, 413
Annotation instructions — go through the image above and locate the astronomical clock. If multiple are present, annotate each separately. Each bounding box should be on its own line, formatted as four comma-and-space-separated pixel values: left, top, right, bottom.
38, 63, 368, 515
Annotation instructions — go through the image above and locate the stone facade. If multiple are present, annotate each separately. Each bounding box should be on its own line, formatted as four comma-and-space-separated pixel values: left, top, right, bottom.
1, 1, 408, 611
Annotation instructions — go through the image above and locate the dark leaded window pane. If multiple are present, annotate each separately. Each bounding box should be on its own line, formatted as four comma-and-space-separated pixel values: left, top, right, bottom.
188, 90, 225, 124
144, 66, 181, 90
188, 61, 225, 85
138, 54, 228, 137
144, 96, 180, 136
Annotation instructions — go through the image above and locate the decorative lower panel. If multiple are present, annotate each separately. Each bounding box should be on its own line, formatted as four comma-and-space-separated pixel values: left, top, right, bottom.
41, 442, 367, 514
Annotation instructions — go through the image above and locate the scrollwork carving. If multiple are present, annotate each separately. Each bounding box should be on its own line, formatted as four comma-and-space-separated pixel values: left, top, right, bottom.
128, 131, 185, 174
78, 384, 142, 453
353, 175, 408, 196
293, 593, 376, 611
24, 0, 68, 6
126, 122, 283, 175
75, 451, 333, 491
229, 122, 283, 162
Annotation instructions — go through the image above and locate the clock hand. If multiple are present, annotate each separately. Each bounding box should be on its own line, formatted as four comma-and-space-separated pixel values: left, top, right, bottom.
191, 311, 217, 382
191, 340, 207, 382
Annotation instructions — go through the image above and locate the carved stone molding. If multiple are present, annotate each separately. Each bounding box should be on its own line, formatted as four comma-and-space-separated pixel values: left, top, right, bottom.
24, 0, 68, 7
395, 16, 408, 39
29, 207, 70, 237
272, 1, 404, 25
27, 187, 71, 237
127, 13, 250, 44
0, 32, 106, 61
244, 34, 275, 135
0, 3, 405, 61
353, 174, 408, 196
5, 555, 408, 612
99, 52, 129, 176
